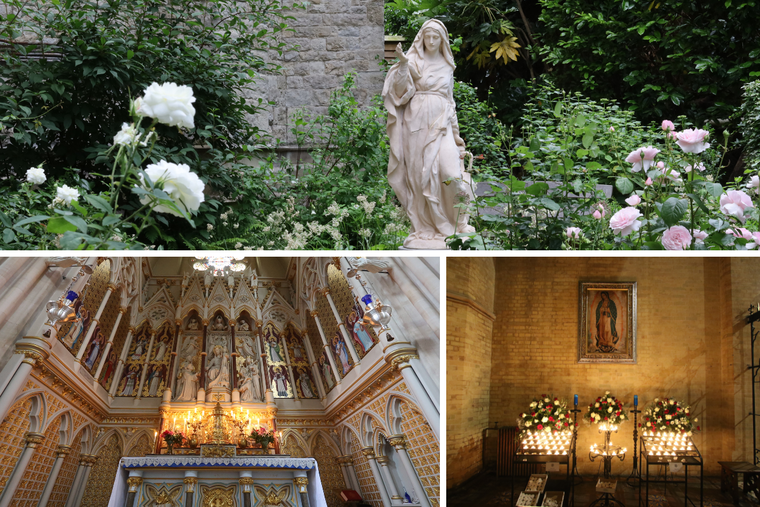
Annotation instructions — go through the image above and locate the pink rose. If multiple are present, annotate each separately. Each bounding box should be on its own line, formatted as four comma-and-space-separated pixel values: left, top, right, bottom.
720, 190, 755, 224
593, 210, 602, 220
662, 120, 675, 131
609, 126, 615, 132
728, 227, 753, 240
609, 207, 642, 237
645, 177, 653, 186
661, 226, 692, 250
676, 129, 711, 154
659, 166, 682, 184
625, 194, 641, 206
693, 229, 708, 244
747, 175, 760, 196
685, 163, 706, 173
625, 146, 660, 172
566, 227, 583, 239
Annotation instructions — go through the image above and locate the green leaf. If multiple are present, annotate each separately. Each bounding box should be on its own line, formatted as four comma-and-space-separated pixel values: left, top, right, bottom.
526, 182, 549, 196
553, 102, 562, 118
540, 198, 560, 211
563, 157, 574, 172
686, 193, 710, 215
582, 132, 594, 149
103, 215, 121, 227
47, 217, 77, 234
702, 182, 724, 198
0, 211, 10, 228
85, 194, 113, 213
127, 50, 134, 59
2, 228, 16, 243
615, 177, 634, 195
64, 215, 89, 233
661, 197, 688, 226
14, 215, 50, 227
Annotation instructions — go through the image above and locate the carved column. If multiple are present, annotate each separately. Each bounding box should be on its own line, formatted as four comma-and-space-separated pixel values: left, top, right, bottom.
95, 306, 127, 379
388, 435, 430, 507
136, 330, 157, 400
376, 456, 403, 504
70, 454, 98, 507
322, 289, 360, 364
125, 474, 143, 507
167, 320, 182, 397
76, 283, 117, 362
294, 475, 310, 507
37, 445, 71, 507
310, 311, 341, 384
301, 334, 326, 399
384, 348, 439, 441
184, 472, 197, 507
0, 338, 48, 424
256, 321, 272, 398
198, 320, 209, 401
280, 335, 298, 401
336, 455, 361, 493
0, 432, 45, 507
362, 447, 392, 507
230, 319, 238, 393
239, 474, 254, 507
110, 327, 134, 397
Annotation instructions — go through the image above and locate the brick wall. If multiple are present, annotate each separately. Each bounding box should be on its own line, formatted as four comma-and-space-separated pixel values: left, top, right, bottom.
446, 258, 495, 488
487, 257, 739, 476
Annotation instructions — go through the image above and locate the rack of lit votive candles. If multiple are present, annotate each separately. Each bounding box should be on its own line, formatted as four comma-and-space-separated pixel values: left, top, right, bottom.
589, 442, 627, 459
518, 430, 572, 456
641, 431, 697, 457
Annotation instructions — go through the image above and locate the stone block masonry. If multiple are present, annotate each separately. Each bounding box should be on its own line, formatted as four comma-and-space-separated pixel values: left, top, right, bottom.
245, 0, 385, 148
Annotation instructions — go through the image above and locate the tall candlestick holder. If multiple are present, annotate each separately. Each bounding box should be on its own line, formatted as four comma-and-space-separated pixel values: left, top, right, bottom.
588, 426, 626, 507
626, 396, 641, 485
571, 395, 582, 483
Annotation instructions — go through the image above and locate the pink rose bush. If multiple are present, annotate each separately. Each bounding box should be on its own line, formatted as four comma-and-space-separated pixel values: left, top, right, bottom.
609, 207, 642, 237
720, 190, 754, 224
625, 146, 660, 172
566, 227, 583, 239
676, 129, 710, 154
661, 226, 692, 250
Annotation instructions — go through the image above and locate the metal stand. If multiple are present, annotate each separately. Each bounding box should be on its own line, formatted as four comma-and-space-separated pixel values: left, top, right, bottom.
588, 493, 624, 507
638, 437, 703, 507
626, 405, 642, 485
571, 401, 582, 483
748, 304, 760, 464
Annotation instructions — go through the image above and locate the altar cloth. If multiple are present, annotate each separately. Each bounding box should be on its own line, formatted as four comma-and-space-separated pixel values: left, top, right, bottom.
108, 456, 326, 507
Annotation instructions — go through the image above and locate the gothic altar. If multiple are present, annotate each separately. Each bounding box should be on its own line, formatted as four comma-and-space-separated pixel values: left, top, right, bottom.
108, 455, 326, 507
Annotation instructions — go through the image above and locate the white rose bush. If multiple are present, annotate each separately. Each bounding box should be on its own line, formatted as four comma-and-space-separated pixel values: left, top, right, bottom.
4, 83, 205, 249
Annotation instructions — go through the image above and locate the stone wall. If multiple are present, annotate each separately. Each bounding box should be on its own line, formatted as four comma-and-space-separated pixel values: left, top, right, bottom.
446, 258, 495, 489
250, 0, 385, 150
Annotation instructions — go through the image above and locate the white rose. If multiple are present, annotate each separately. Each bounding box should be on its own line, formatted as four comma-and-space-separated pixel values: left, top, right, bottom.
544, 398, 550, 403
525, 421, 532, 427
137, 160, 205, 216
113, 122, 139, 146
694, 418, 698, 422
554, 400, 559, 405
654, 407, 660, 412
607, 407, 613, 413
595, 403, 600, 408
56, 184, 80, 205
665, 415, 671, 420
669, 400, 674, 405
138, 82, 196, 129
559, 414, 565, 419
530, 402, 537, 408
26, 166, 46, 185
541, 417, 548, 423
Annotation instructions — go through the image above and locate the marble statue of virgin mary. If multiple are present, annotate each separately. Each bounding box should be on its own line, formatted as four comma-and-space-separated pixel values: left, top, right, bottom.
383, 19, 475, 249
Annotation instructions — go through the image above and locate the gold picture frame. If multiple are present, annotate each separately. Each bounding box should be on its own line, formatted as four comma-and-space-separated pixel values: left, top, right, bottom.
578, 282, 636, 363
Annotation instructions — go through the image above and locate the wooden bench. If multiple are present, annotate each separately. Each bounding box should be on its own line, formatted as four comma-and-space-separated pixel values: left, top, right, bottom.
718, 461, 760, 505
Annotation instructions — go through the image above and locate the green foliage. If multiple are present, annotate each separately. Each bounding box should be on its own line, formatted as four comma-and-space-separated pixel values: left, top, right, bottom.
538, 0, 760, 126
192, 73, 411, 250
452, 80, 508, 178
0, 0, 294, 247
739, 80, 760, 174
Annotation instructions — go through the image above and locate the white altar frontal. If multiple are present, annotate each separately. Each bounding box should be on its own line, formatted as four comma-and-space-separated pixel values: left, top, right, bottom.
108, 455, 326, 507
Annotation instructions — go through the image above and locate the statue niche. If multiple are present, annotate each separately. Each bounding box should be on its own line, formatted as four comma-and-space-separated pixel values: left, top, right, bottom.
205, 313, 233, 401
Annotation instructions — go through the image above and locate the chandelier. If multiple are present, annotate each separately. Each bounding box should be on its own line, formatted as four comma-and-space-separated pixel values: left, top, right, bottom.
193, 256, 246, 275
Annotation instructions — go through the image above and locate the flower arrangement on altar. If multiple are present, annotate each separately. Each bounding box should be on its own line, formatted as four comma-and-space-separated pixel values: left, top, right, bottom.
585, 391, 627, 430
517, 395, 573, 438
250, 427, 275, 449
643, 397, 699, 434
161, 429, 186, 453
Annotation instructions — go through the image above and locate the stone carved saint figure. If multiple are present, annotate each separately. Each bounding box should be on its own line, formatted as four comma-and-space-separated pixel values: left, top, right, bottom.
187, 318, 200, 330
206, 345, 230, 389
594, 291, 619, 353
153, 336, 168, 362
175, 360, 199, 401
237, 319, 250, 332
239, 358, 262, 402
272, 368, 288, 397
298, 368, 315, 398
320, 355, 334, 389
383, 19, 475, 249
211, 315, 227, 331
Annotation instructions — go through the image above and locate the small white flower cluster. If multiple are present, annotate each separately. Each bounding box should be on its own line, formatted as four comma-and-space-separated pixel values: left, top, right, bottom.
356, 195, 376, 215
